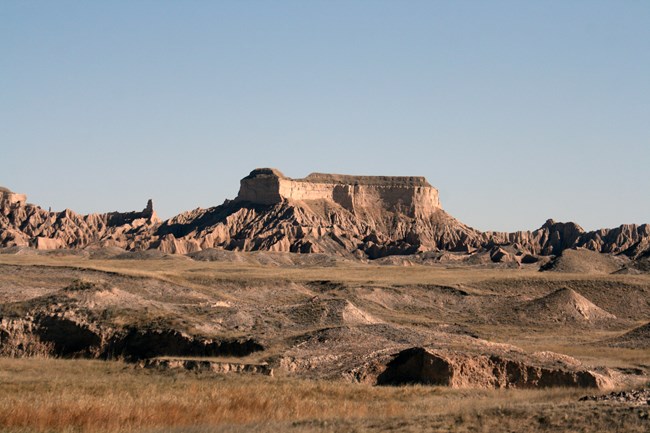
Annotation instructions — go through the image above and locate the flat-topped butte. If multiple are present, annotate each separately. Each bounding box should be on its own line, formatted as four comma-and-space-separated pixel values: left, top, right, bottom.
235, 168, 441, 218
243, 168, 432, 187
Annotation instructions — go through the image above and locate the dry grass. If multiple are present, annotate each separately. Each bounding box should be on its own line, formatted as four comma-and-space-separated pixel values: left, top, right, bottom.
1, 255, 649, 432
3, 254, 650, 295
0, 358, 647, 433
0, 357, 392, 432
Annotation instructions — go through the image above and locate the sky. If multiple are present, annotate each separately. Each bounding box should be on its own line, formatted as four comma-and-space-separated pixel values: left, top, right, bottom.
1, 1, 648, 232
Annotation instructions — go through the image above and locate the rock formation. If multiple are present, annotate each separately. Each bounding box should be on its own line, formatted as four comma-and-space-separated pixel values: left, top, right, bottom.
0, 186, 159, 250
0, 186, 26, 206
235, 168, 440, 218
1, 169, 650, 261
155, 168, 478, 257
490, 220, 650, 258
374, 347, 612, 389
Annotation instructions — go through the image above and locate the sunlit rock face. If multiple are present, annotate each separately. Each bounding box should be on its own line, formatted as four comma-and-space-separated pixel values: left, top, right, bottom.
0, 187, 26, 207
235, 168, 441, 219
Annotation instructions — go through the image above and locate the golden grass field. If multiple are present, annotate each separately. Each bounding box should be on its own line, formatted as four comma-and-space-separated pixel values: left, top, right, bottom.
0, 357, 647, 433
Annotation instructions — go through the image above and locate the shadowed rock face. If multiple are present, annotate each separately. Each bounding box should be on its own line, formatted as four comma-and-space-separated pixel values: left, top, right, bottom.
1, 170, 650, 261
106, 329, 263, 361
0, 316, 264, 361
36, 315, 103, 357
142, 358, 274, 376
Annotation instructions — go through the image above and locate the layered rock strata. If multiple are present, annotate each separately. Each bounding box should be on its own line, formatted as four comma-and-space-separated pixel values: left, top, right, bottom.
375, 347, 612, 389
235, 168, 440, 218
155, 168, 477, 256
1, 169, 650, 260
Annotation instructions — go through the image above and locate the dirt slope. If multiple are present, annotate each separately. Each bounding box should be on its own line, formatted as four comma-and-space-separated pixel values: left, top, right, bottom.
606, 322, 650, 349
518, 288, 617, 324
540, 249, 628, 274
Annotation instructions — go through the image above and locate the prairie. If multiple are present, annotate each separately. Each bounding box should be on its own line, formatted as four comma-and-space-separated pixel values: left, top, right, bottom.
0, 252, 648, 432
0, 358, 647, 433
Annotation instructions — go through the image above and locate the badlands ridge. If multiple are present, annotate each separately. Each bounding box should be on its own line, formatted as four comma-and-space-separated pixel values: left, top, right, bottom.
2, 169, 649, 264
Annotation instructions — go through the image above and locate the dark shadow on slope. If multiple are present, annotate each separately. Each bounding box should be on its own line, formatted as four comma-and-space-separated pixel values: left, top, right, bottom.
35, 315, 102, 357
155, 201, 273, 239
104, 328, 264, 361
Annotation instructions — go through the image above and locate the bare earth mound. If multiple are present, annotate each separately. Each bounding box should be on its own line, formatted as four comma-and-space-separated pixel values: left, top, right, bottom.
540, 249, 627, 274
606, 322, 650, 349
518, 288, 617, 324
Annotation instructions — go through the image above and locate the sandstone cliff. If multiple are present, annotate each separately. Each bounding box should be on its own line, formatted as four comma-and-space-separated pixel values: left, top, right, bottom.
1, 170, 649, 261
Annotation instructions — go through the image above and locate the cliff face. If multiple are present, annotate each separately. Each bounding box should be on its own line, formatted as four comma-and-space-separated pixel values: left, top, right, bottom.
1, 170, 649, 261
235, 168, 440, 219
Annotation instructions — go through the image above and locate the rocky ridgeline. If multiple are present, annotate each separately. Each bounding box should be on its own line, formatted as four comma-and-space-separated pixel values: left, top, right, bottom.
1, 169, 649, 260
1, 186, 159, 250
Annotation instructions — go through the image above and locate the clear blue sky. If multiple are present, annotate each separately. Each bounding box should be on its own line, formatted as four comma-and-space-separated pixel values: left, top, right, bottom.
2, 1, 648, 231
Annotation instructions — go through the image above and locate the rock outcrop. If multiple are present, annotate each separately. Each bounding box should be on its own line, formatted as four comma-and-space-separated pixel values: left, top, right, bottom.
142, 358, 273, 376
375, 347, 612, 389
0, 315, 263, 361
155, 169, 479, 257
0, 187, 26, 206
235, 168, 440, 218
490, 220, 650, 258
0, 186, 159, 251
2, 170, 650, 261
580, 388, 650, 406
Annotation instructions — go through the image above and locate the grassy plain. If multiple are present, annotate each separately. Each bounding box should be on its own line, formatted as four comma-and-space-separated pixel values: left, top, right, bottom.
0, 253, 648, 432
0, 357, 648, 433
